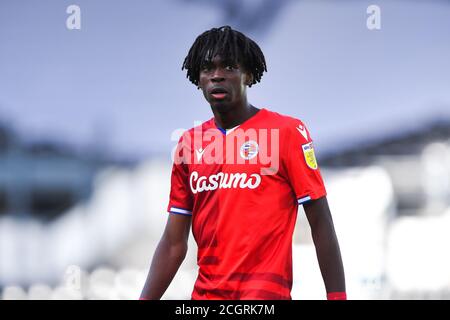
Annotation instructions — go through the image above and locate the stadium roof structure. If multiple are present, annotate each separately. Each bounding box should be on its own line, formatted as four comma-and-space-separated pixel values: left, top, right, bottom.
320, 117, 450, 167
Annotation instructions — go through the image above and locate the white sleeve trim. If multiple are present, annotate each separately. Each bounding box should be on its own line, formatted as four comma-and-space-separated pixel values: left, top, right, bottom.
169, 207, 193, 215
297, 195, 312, 205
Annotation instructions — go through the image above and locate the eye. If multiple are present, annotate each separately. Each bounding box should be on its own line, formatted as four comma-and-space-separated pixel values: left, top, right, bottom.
225, 65, 236, 71
201, 64, 212, 71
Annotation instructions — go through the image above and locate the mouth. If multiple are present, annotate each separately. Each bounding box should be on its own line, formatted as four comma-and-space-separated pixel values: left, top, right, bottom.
209, 87, 229, 100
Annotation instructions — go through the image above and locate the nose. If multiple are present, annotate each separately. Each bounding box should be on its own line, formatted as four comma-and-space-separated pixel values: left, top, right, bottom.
211, 68, 225, 83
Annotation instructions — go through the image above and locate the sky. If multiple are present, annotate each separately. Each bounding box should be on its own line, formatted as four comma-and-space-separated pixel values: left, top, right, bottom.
0, 0, 449, 160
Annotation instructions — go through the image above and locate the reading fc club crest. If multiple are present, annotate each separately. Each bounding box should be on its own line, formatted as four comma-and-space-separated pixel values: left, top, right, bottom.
302, 142, 318, 170
240, 140, 259, 160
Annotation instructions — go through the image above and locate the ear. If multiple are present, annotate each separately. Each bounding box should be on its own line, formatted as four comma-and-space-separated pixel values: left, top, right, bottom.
245, 73, 254, 87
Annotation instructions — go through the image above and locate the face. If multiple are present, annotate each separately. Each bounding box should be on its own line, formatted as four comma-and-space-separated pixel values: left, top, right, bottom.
198, 55, 252, 109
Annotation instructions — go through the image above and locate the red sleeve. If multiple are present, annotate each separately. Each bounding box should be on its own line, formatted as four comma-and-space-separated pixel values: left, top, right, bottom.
282, 119, 327, 205
166, 132, 193, 216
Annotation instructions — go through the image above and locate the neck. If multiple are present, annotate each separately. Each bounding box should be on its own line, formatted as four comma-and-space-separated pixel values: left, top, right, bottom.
211, 99, 259, 129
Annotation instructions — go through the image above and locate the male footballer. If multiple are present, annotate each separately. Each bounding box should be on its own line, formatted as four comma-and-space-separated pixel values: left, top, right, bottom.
140, 26, 346, 300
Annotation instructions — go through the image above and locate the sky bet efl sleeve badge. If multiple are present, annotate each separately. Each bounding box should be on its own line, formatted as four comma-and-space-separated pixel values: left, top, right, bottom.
302, 142, 318, 170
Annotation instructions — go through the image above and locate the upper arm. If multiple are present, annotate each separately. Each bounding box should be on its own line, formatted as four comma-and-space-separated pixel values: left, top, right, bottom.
162, 213, 192, 247
163, 131, 193, 249
167, 132, 194, 216
281, 120, 327, 205
303, 196, 333, 231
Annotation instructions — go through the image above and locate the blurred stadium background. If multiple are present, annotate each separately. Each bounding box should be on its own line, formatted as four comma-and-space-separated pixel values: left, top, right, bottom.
1, 0, 450, 300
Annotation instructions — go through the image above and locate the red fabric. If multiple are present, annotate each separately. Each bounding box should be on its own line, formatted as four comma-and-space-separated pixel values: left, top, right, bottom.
167, 108, 327, 300
327, 292, 347, 300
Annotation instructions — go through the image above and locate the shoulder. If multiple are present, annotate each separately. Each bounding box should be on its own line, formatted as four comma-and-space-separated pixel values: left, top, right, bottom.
179, 117, 215, 141
263, 108, 306, 128
263, 108, 311, 142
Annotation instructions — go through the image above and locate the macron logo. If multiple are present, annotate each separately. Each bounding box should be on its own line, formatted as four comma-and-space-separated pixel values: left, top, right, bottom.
195, 147, 207, 161
296, 124, 308, 141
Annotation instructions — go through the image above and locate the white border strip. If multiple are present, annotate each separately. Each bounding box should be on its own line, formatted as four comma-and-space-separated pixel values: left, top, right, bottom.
169, 207, 192, 215
297, 195, 311, 205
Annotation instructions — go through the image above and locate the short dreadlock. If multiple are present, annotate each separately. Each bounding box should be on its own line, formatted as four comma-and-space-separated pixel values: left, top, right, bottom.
182, 26, 267, 87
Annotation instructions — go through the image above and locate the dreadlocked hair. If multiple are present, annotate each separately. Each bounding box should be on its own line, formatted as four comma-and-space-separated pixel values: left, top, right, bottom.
182, 26, 267, 87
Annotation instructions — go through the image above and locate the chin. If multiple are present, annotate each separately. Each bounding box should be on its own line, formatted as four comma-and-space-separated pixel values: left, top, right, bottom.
210, 100, 232, 112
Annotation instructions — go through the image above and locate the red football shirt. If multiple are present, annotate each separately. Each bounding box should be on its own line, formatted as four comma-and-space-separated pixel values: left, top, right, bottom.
167, 108, 327, 300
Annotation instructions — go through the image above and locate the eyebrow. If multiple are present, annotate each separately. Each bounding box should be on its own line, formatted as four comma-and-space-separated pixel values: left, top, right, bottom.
222, 59, 238, 66
200, 58, 239, 67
